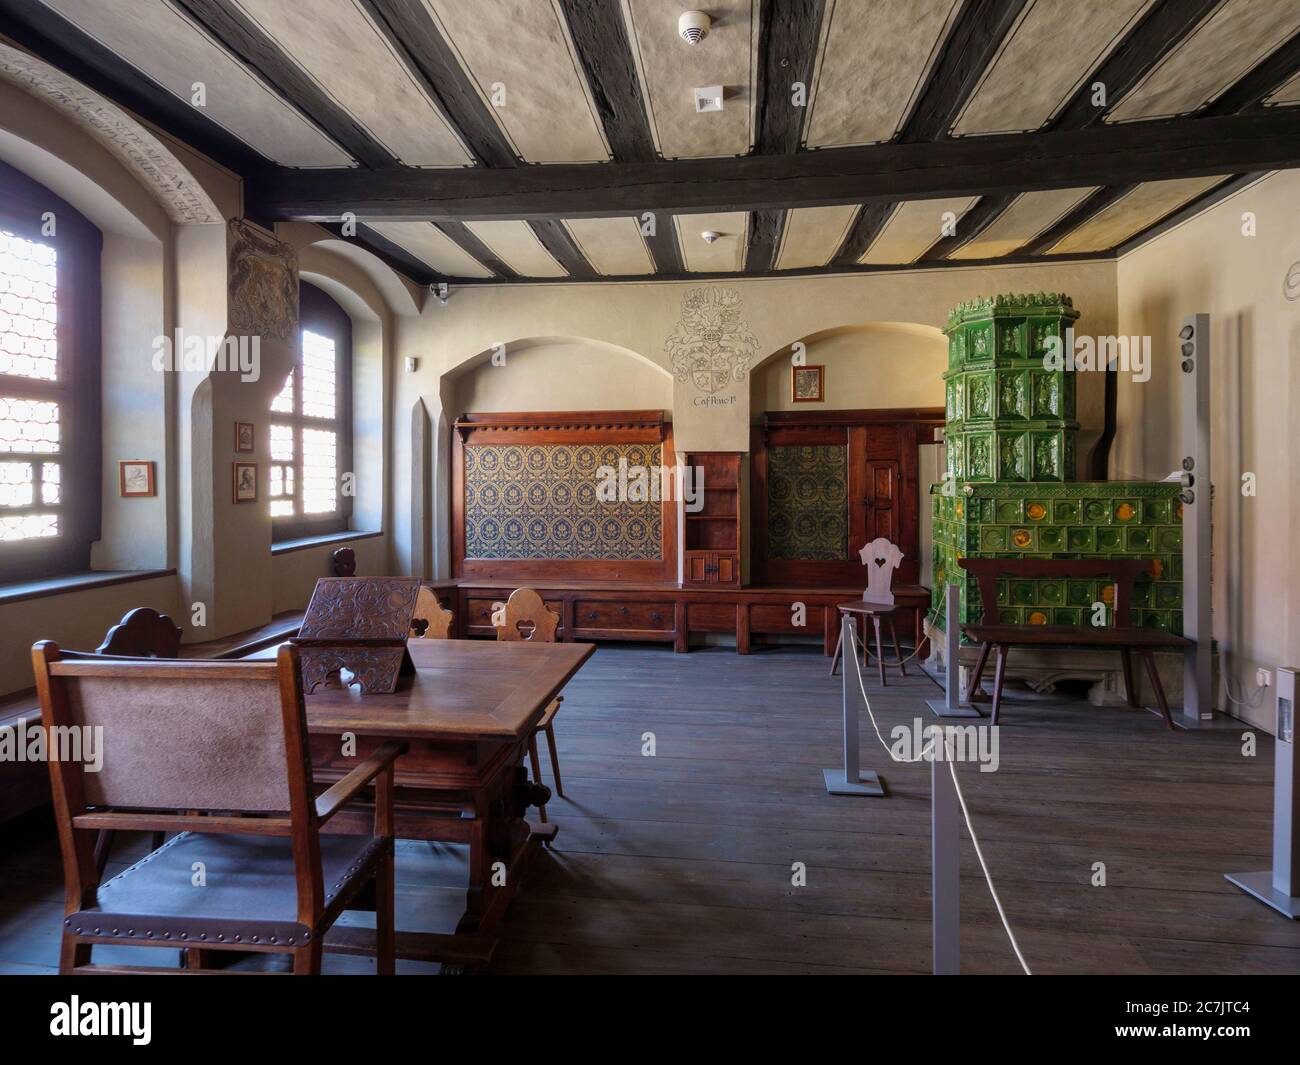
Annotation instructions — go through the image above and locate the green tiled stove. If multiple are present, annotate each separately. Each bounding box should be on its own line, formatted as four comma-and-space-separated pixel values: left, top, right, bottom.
929, 292, 1187, 706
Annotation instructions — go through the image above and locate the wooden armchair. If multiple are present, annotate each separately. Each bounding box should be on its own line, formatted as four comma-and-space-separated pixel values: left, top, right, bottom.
495, 588, 563, 823
31, 642, 405, 975
410, 586, 454, 639
91, 608, 184, 874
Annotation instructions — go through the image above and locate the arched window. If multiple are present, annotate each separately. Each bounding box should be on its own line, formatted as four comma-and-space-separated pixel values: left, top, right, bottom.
0, 160, 101, 582
268, 281, 353, 541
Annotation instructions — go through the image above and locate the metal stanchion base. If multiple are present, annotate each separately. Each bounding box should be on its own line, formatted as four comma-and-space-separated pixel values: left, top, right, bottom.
1169, 708, 1240, 731
1224, 871, 1300, 918
823, 767, 885, 797
924, 697, 982, 719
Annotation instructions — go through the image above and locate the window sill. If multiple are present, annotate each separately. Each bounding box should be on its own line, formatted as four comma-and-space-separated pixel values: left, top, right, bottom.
271, 530, 383, 556
0, 568, 176, 607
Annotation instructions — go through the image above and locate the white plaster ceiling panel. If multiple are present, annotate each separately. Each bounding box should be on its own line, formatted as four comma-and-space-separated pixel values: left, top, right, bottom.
464, 220, 568, 277
674, 212, 749, 272
1107, 0, 1300, 122
774, 205, 859, 270
423, 0, 609, 163
37, 0, 353, 167
231, 0, 472, 167
1047, 176, 1228, 253
365, 221, 493, 278
952, 0, 1153, 135
622, 0, 757, 159
948, 187, 1098, 259
859, 198, 978, 264
1265, 69, 1300, 107
804, 0, 962, 148
562, 217, 655, 275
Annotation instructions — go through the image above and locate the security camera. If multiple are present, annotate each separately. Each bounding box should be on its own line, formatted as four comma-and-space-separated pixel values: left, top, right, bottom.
679, 10, 711, 45
430, 281, 449, 306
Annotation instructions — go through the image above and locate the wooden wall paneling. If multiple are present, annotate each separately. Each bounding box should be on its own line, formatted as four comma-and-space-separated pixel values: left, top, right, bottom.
847, 425, 869, 554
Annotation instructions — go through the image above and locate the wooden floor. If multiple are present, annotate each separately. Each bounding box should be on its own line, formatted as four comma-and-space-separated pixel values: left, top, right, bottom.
2, 643, 1297, 975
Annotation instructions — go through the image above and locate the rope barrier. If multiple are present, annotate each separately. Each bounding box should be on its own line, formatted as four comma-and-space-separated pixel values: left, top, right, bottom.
846, 621, 1033, 975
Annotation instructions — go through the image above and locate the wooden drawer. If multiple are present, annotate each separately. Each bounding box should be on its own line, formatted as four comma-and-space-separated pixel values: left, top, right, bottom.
573, 600, 673, 632
464, 596, 562, 632
748, 603, 808, 633
687, 603, 736, 632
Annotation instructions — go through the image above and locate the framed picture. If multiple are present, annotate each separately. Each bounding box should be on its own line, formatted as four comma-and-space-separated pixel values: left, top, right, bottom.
233, 461, 258, 504
118, 460, 155, 497
235, 421, 255, 453
792, 364, 824, 403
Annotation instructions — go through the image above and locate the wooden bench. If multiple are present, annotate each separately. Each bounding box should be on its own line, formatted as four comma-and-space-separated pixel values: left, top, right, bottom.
957, 558, 1192, 728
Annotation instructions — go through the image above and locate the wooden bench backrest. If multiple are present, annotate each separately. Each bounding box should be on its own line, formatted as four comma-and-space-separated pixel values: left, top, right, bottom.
496, 588, 560, 643
957, 558, 1155, 628
94, 607, 182, 658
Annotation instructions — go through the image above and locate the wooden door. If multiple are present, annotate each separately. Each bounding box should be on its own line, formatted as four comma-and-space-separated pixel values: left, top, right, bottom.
862, 460, 900, 544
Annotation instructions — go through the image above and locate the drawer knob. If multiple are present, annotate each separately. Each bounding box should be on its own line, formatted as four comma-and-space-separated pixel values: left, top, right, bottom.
651, 611, 662, 623
587, 611, 598, 621
619, 606, 629, 615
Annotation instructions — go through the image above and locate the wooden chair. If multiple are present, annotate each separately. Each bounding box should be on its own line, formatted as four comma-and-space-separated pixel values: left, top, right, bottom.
410, 586, 454, 639
829, 537, 909, 683
958, 558, 1192, 727
91, 608, 184, 875
494, 588, 563, 822
31, 641, 405, 975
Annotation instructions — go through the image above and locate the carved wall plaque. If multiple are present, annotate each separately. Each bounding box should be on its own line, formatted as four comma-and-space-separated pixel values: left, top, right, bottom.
228, 219, 298, 342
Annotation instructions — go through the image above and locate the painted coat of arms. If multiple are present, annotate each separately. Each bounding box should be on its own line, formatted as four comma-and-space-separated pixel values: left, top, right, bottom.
666, 288, 758, 395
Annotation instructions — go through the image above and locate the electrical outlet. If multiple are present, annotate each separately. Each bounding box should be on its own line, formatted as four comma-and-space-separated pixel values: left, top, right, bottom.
1256, 668, 1272, 688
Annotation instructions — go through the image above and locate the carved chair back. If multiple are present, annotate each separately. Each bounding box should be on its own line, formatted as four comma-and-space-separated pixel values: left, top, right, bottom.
495, 587, 560, 643
94, 607, 182, 659
859, 537, 904, 605
410, 586, 454, 639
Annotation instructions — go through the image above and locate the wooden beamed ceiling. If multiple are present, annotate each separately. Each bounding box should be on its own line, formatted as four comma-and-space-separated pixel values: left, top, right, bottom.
3, 0, 1300, 286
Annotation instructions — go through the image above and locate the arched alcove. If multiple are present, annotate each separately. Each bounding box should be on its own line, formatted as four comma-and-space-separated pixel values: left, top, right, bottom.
750, 322, 948, 417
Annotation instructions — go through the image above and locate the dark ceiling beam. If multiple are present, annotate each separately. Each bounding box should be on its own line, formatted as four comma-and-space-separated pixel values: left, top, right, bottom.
1048, 0, 1219, 130
171, 0, 393, 169
529, 219, 598, 279
434, 221, 516, 279
899, 0, 1030, 142
829, 203, 894, 267
251, 108, 1300, 220
744, 209, 784, 273
1202, 33, 1300, 116
558, 0, 657, 163
643, 216, 684, 274
753, 0, 825, 154
315, 222, 442, 287
918, 193, 1017, 260
1113, 172, 1263, 256
357, 0, 518, 168
744, 0, 825, 274
1018, 185, 1135, 256
0, 0, 264, 173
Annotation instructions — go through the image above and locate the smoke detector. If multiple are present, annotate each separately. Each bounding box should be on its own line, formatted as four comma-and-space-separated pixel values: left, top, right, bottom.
679, 10, 711, 45
700, 230, 720, 244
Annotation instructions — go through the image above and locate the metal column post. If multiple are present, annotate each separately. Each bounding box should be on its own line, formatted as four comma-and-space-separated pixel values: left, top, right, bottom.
927, 583, 980, 718
932, 732, 961, 973
823, 611, 885, 796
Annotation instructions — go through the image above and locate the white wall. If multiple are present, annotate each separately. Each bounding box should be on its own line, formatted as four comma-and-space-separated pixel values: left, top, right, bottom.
1116, 171, 1300, 730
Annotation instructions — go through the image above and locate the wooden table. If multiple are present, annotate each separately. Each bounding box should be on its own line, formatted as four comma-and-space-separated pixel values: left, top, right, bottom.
249, 637, 594, 964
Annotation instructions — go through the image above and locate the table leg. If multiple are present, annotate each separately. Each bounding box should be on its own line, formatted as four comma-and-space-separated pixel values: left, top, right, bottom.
829, 627, 843, 677
966, 640, 992, 702
1140, 650, 1175, 730
1120, 649, 1139, 707
990, 644, 1009, 725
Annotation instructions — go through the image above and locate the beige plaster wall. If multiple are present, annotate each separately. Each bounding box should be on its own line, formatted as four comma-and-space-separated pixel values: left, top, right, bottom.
1115, 170, 1300, 730
396, 261, 1118, 577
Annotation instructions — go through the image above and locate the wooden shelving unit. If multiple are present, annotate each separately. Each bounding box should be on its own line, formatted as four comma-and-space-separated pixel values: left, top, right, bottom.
682, 452, 740, 585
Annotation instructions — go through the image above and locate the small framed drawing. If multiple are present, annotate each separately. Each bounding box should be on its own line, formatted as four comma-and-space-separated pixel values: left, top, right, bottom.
235, 421, 255, 453
792, 364, 824, 403
118, 460, 155, 497
233, 461, 258, 504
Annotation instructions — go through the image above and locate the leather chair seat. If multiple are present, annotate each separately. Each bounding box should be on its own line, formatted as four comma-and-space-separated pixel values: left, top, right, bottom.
67, 830, 384, 947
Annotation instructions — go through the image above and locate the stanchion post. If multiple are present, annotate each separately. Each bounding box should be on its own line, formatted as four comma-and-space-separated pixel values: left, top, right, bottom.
823, 611, 885, 797
927, 582, 980, 718
932, 732, 961, 973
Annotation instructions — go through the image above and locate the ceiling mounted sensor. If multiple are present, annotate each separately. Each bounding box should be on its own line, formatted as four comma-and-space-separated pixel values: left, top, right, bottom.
694, 86, 724, 113
679, 10, 711, 45
701, 230, 721, 243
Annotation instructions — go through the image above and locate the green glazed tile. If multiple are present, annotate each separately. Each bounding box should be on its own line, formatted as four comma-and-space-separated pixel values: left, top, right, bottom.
1158, 527, 1182, 551
1155, 583, 1181, 609
1067, 527, 1095, 552
1038, 526, 1064, 551
1097, 528, 1122, 551
1067, 579, 1093, 606
1054, 607, 1081, 626
1039, 580, 1065, 606
1083, 499, 1108, 523
995, 499, 1022, 524
1053, 499, 1080, 524
981, 526, 1008, 551
1125, 527, 1153, 552
1010, 581, 1035, 605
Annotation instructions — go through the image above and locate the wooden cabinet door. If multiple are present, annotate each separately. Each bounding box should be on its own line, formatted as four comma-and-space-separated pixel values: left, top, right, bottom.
715, 553, 737, 584
685, 552, 709, 583
862, 460, 900, 544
